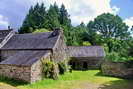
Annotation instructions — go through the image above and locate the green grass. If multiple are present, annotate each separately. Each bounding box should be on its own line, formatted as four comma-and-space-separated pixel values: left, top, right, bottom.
0, 70, 133, 89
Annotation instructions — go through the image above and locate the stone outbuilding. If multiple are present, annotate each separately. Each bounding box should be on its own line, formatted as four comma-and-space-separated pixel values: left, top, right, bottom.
68, 46, 105, 70
0, 29, 67, 83
0, 29, 105, 83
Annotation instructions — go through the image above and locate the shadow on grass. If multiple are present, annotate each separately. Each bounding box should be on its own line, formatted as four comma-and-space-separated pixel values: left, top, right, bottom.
95, 71, 116, 78
0, 76, 28, 87
95, 72, 133, 89
98, 79, 133, 89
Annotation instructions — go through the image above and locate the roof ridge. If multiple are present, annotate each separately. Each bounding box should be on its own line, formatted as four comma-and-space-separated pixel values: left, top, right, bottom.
68, 46, 103, 47
16, 31, 52, 35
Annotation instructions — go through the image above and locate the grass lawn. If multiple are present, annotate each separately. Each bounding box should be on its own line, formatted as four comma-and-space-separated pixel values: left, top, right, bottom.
0, 70, 133, 89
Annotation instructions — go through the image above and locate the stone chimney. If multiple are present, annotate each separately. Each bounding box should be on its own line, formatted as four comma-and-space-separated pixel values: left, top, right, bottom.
8, 26, 13, 30
49, 28, 63, 38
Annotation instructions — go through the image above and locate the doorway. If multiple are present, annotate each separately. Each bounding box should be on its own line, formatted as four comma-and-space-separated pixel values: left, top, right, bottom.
83, 62, 88, 69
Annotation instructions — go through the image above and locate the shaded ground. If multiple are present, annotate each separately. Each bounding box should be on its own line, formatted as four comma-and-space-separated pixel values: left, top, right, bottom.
0, 70, 133, 89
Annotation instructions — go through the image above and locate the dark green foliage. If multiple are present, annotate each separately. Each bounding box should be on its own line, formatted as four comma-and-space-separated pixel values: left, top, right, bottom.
58, 61, 68, 74
19, 3, 47, 33
128, 39, 133, 57
64, 22, 87, 46
44, 3, 60, 30
42, 61, 58, 80
106, 52, 127, 62
59, 4, 71, 27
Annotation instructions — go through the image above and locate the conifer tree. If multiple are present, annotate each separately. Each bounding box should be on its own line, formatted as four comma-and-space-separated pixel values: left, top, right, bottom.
44, 4, 60, 30
19, 3, 46, 33
59, 4, 71, 27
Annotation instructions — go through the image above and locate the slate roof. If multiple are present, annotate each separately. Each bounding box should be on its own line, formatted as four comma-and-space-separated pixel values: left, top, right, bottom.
1, 32, 60, 50
67, 46, 105, 58
0, 30, 12, 43
0, 50, 50, 66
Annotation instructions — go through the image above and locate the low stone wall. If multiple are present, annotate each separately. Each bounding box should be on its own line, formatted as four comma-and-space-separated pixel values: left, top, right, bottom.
0, 65, 31, 82
101, 61, 133, 79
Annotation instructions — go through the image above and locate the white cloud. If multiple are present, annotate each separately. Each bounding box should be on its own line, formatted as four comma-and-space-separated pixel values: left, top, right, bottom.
32, 0, 120, 25
70, 0, 120, 25
0, 0, 120, 29
124, 17, 133, 29
112, 6, 120, 15
0, 14, 9, 29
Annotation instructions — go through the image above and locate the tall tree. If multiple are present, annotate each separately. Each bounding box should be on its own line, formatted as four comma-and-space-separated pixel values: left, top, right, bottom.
59, 4, 71, 27
83, 21, 103, 45
44, 4, 60, 30
19, 3, 47, 33
86, 13, 131, 52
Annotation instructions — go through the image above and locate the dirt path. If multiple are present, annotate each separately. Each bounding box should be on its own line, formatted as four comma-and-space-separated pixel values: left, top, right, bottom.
71, 82, 102, 89
0, 85, 18, 89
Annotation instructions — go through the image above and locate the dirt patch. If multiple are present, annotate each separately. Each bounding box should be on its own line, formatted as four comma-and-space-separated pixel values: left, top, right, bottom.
72, 82, 101, 89
0, 85, 18, 89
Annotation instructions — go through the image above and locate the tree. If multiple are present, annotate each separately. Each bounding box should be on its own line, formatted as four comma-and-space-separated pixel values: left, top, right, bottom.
131, 26, 133, 35
59, 4, 71, 27
128, 38, 133, 57
44, 4, 60, 30
64, 22, 87, 46
86, 13, 131, 52
19, 3, 47, 33
83, 21, 103, 45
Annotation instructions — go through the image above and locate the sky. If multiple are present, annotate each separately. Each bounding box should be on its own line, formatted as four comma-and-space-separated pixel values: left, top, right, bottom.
0, 0, 133, 30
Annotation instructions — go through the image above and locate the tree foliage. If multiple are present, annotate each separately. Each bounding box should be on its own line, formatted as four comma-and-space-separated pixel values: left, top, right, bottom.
85, 13, 131, 53
59, 4, 71, 27
44, 3, 60, 30
19, 3, 47, 33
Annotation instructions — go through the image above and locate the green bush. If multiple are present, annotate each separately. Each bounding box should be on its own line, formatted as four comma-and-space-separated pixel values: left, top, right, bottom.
106, 52, 128, 62
42, 61, 59, 80
58, 61, 69, 74
33, 28, 49, 33
106, 52, 120, 62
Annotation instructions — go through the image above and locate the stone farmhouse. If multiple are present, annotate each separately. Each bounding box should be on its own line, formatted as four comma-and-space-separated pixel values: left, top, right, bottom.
0, 29, 105, 83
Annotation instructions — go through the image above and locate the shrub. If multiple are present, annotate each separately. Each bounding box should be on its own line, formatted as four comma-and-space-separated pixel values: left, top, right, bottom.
106, 52, 120, 62
82, 41, 91, 46
42, 61, 59, 80
58, 61, 69, 74
106, 52, 129, 62
33, 28, 49, 33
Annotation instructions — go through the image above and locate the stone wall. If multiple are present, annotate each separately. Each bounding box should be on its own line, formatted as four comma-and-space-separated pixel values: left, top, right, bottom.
70, 57, 103, 70
0, 64, 31, 82
101, 61, 133, 79
30, 54, 51, 83
52, 30, 68, 63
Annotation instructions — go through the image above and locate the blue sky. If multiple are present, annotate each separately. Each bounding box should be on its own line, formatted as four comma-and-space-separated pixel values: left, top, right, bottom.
0, 0, 133, 30
111, 0, 133, 19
